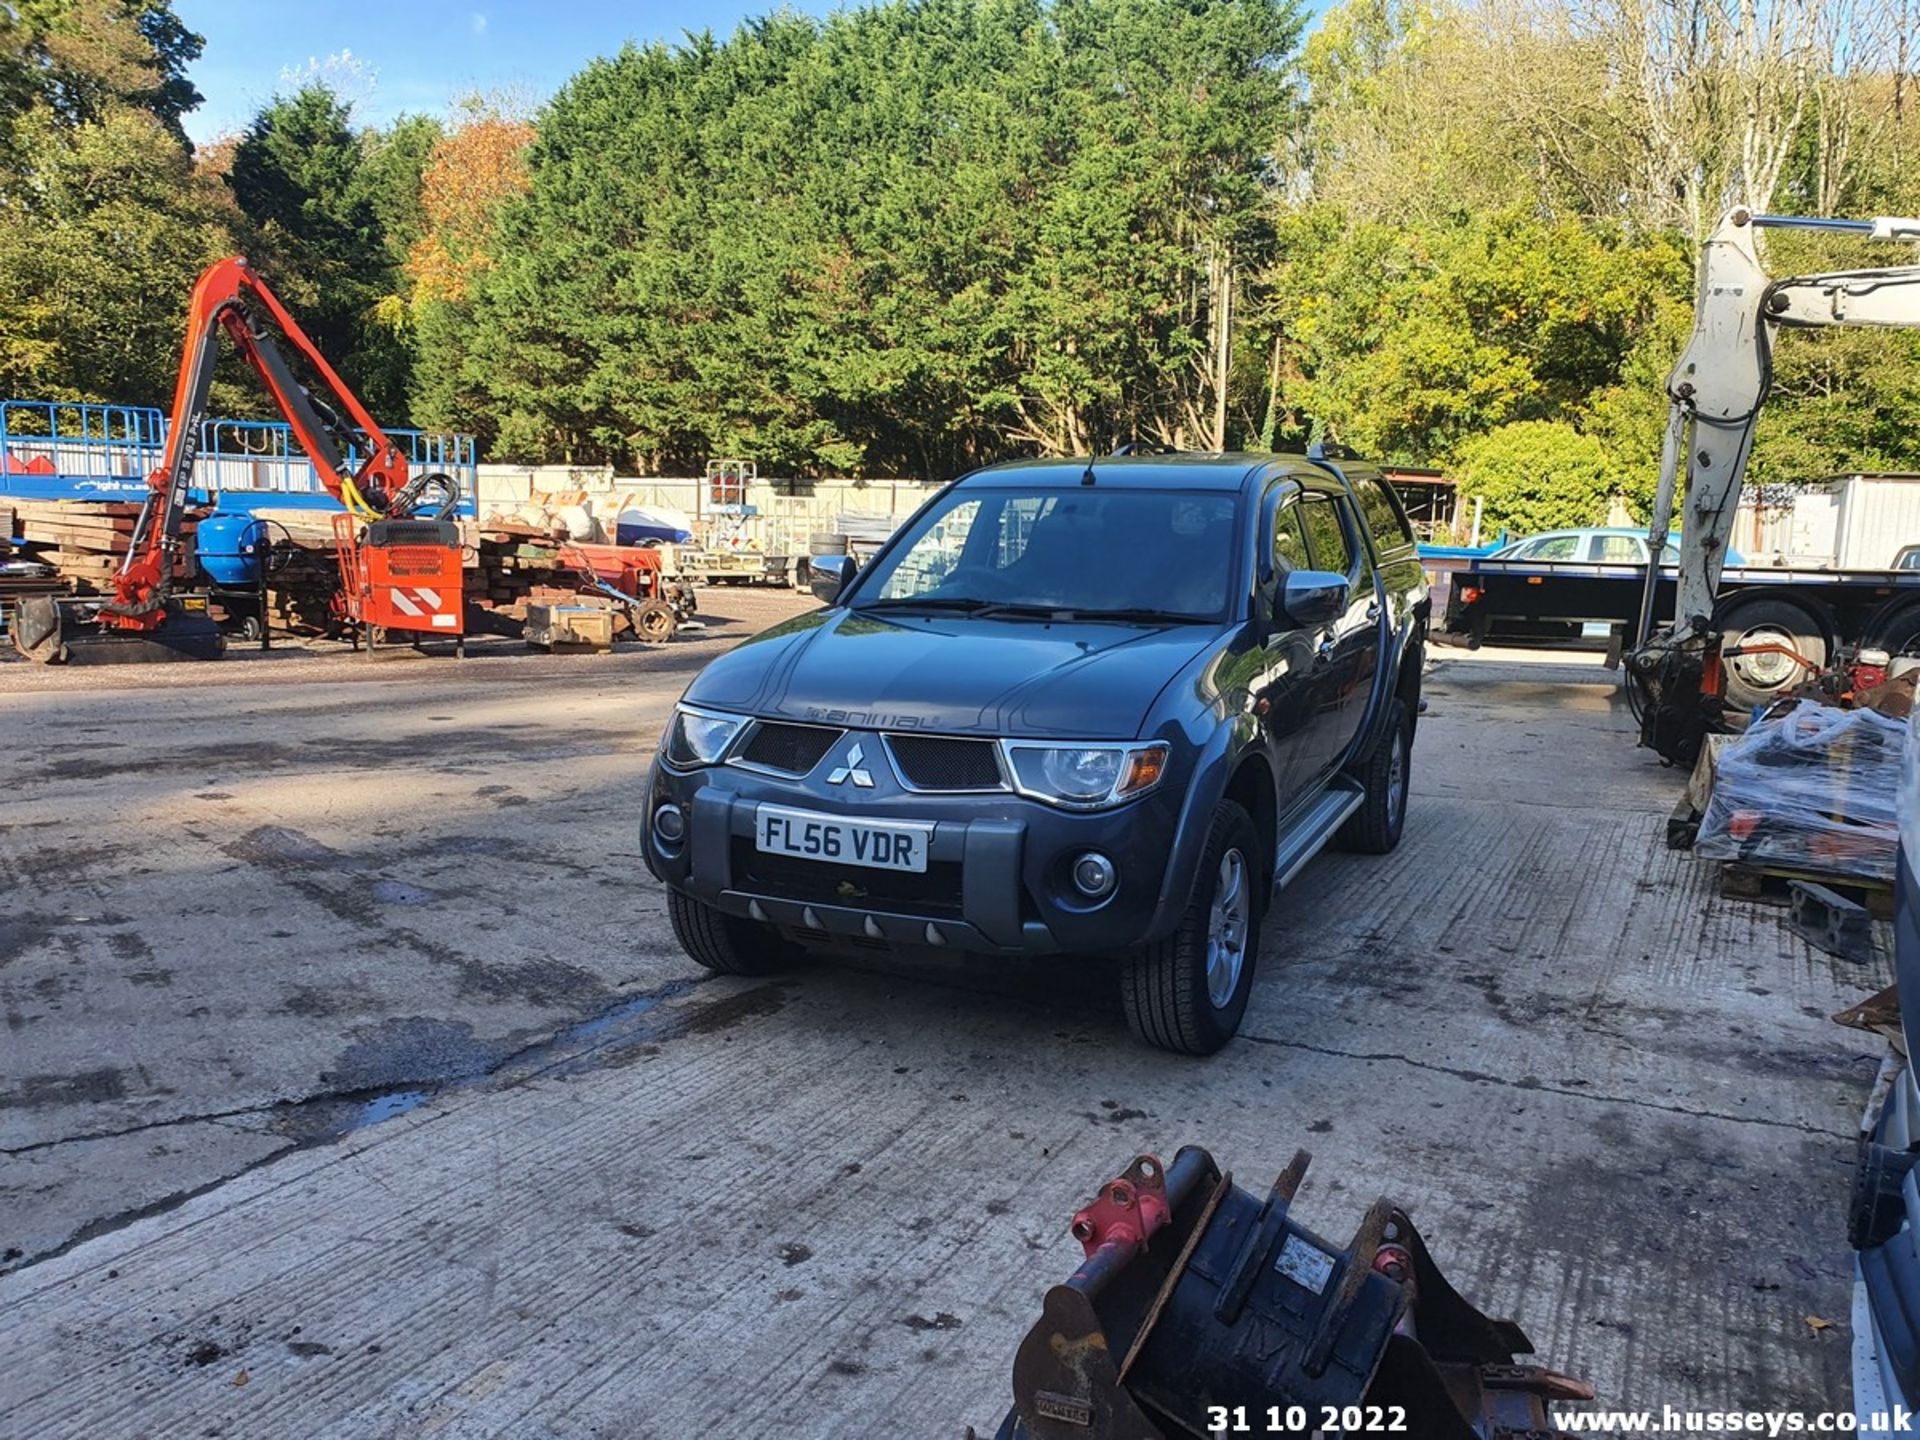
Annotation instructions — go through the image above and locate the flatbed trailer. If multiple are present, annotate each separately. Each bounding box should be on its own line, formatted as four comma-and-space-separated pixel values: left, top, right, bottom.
678, 548, 810, 587
1444, 556, 1920, 706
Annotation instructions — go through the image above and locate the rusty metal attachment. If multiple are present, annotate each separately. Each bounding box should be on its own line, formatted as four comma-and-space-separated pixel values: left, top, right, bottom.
999, 1146, 1591, 1440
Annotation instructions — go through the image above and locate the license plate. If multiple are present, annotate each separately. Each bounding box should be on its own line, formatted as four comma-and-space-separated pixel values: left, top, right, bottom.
754, 804, 930, 873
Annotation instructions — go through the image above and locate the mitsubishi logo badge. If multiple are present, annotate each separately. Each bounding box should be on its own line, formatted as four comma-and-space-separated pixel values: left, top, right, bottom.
827, 742, 874, 788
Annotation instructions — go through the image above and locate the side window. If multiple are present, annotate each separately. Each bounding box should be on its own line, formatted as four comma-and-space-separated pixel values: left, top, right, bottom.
1516, 534, 1580, 561
1355, 476, 1410, 546
1272, 501, 1309, 574
1298, 493, 1356, 576
1592, 535, 1642, 562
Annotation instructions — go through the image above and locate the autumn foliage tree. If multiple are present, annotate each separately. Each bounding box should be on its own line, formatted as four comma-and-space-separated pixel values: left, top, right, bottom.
404, 96, 533, 437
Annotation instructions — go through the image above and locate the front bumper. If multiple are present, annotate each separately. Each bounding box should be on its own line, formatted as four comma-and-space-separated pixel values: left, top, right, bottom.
644, 752, 1188, 956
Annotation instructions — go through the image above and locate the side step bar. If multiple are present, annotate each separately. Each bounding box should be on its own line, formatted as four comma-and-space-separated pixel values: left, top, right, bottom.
1271, 776, 1365, 892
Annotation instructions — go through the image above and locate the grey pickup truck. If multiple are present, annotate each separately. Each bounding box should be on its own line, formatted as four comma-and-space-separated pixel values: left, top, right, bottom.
643, 451, 1429, 1053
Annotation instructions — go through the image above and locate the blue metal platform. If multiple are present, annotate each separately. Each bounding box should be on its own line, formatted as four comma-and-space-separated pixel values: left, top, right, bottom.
0, 400, 478, 516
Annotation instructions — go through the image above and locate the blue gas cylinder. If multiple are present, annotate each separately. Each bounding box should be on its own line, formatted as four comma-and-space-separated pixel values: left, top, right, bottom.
197, 513, 266, 586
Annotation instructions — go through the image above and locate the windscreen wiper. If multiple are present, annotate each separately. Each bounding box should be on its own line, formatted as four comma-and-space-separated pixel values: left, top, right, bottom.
859, 597, 1064, 619
1057, 607, 1210, 624
857, 596, 999, 614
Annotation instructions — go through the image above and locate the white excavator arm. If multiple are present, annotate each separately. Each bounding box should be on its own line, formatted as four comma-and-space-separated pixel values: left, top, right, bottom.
1637, 208, 1920, 640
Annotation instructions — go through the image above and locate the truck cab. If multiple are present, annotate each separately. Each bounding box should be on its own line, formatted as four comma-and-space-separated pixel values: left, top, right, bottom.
644, 452, 1429, 1054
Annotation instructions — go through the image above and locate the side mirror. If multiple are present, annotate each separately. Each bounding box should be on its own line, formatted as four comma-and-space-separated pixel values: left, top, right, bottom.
809, 553, 856, 605
1279, 570, 1349, 628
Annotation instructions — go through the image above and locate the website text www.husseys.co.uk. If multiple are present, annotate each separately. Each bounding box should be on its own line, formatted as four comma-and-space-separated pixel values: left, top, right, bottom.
1549, 1409, 1914, 1435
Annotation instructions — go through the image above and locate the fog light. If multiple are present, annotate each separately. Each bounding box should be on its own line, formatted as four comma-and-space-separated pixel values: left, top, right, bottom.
1071, 851, 1116, 898
653, 803, 686, 844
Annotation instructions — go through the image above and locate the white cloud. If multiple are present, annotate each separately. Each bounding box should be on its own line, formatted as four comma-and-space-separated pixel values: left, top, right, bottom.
470, 12, 488, 37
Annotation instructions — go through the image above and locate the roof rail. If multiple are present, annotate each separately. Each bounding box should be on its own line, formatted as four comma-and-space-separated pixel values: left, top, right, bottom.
1109, 442, 1179, 457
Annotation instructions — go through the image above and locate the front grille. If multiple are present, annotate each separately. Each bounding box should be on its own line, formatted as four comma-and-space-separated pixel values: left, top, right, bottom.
736, 721, 843, 776
885, 734, 1004, 791
733, 839, 964, 917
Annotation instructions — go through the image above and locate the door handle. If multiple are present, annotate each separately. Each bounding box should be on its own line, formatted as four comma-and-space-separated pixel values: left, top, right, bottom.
1316, 635, 1336, 662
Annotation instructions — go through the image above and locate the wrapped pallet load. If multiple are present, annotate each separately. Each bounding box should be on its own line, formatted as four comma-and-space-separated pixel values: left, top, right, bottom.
1696, 699, 1904, 884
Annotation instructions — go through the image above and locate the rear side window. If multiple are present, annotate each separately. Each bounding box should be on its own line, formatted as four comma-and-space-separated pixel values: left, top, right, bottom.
1592, 535, 1643, 562
1298, 493, 1355, 575
1355, 476, 1411, 546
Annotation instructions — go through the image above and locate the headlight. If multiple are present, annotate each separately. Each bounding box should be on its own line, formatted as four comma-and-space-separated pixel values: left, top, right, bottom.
664, 705, 747, 767
1003, 742, 1169, 809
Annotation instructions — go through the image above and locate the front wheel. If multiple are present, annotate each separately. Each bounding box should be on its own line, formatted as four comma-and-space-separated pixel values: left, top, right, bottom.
632, 598, 678, 644
1121, 801, 1262, 1055
668, 890, 803, 976
1338, 697, 1411, 854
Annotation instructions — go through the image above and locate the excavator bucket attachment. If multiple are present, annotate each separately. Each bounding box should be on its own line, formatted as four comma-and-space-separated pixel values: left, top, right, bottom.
12, 596, 225, 665
995, 1146, 1590, 1440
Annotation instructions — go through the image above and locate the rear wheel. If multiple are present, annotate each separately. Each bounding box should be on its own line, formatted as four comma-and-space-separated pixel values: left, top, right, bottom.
1865, 594, 1920, 663
1715, 595, 1826, 712
1337, 698, 1411, 854
668, 890, 802, 976
1121, 801, 1261, 1056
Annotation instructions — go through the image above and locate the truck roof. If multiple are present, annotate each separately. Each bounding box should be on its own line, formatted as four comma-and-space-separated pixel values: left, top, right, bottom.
961, 453, 1332, 493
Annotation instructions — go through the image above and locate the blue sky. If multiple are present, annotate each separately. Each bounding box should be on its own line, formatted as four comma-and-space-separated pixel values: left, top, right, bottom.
179, 0, 847, 142
178, 0, 1328, 143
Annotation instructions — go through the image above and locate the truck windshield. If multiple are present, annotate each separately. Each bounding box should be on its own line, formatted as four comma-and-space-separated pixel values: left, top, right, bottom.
852, 487, 1239, 621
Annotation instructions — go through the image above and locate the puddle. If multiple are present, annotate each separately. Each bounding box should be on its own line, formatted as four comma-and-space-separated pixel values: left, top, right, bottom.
272, 977, 780, 1146
352, 1089, 432, 1126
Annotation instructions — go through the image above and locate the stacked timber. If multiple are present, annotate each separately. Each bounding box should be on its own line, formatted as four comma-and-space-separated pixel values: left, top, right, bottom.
9, 499, 199, 596
0, 503, 71, 631
473, 523, 577, 622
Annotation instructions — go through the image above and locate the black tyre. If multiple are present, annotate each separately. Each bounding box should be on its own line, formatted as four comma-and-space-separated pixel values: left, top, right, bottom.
668, 890, 802, 976
1121, 800, 1262, 1056
1865, 595, 1920, 661
1337, 697, 1411, 854
1716, 595, 1827, 711
633, 598, 678, 644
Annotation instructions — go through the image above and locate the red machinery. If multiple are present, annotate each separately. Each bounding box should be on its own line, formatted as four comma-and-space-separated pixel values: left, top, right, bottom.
13, 256, 465, 664
557, 541, 696, 642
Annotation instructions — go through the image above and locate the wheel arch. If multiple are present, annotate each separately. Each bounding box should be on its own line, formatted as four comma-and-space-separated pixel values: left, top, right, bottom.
1222, 750, 1277, 900
1864, 589, 1920, 655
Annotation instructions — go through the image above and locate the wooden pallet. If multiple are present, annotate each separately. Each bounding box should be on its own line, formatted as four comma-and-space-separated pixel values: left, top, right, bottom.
1718, 860, 1894, 919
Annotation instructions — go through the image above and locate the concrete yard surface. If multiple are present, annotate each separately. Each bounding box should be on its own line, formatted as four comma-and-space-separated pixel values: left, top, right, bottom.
0, 612, 1892, 1438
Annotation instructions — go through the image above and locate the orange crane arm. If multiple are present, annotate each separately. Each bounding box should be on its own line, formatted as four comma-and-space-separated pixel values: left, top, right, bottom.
107, 256, 447, 627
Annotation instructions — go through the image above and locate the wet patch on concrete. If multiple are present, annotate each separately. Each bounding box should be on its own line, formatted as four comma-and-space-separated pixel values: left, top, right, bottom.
273, 984, 383, 1020
26, 729, 638, 787
13, 841, 132, 883
0, 916, 56, 966
107, 931, 154, 963
223, 826, 341, 868
2, 1067, 129, 1111
660, 984, 789, 1038
456, 956, 613, 1010
319, 1017, 519, 1095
